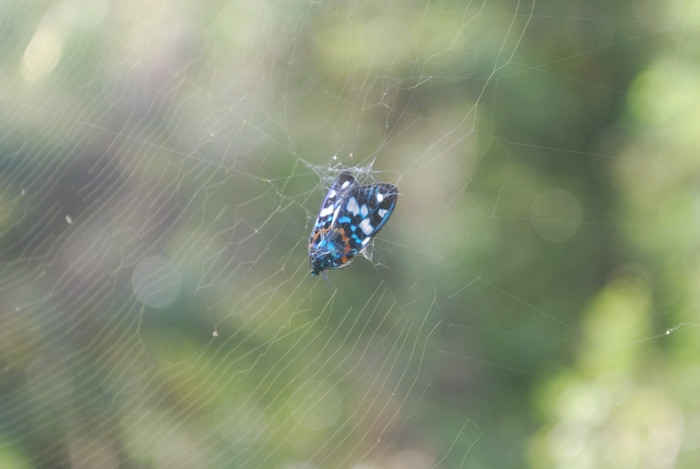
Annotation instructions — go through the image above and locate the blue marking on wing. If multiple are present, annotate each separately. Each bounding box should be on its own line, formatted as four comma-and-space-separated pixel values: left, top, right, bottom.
310, 171, 356, 238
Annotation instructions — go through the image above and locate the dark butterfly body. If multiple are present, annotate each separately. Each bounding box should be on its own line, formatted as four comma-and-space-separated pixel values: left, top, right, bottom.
309, 171, 398, 276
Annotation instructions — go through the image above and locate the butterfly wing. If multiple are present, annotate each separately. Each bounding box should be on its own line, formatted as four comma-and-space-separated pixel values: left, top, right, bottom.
360, 182, 398, 236
341, 181, 398, 252
309, 171, 356, 243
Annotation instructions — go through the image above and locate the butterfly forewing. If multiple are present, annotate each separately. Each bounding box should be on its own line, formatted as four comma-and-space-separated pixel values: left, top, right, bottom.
310, 171, 356, 237
361, 182, 398, 236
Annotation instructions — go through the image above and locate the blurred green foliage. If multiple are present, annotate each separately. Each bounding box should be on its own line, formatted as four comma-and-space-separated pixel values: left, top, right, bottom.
0, 0, 698, 468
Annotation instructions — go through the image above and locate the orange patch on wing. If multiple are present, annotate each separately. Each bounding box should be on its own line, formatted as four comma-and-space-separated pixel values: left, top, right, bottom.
310, 227, 328, 248
336, 227, 352, 254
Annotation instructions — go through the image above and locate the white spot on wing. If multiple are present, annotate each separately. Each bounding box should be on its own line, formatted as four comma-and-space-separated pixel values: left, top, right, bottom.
341, 180, 350, 189
347, 197, 359, 216
377, 208, 387, 218
359, 218, 373, 235
376, 192, 384, 202
328, 189, 337, 198
362, 237, 370, 246
360, 205, 368, 217
319, 204, 334, 217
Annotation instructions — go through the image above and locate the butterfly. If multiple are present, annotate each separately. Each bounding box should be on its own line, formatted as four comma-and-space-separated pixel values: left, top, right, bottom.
309, 171, 398, 276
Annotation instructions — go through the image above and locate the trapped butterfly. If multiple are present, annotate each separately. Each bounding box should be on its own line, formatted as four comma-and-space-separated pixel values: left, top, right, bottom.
309, 171, 398, 276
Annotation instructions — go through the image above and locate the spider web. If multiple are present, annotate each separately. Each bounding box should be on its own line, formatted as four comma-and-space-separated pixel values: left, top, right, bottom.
1, 0, 697, 468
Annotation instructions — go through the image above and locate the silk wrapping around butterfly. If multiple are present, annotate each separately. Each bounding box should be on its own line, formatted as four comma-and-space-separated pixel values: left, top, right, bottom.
309, 171, 398, 276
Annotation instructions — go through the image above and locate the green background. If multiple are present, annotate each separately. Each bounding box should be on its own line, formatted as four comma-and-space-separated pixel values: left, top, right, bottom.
0, 0, 698, 468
